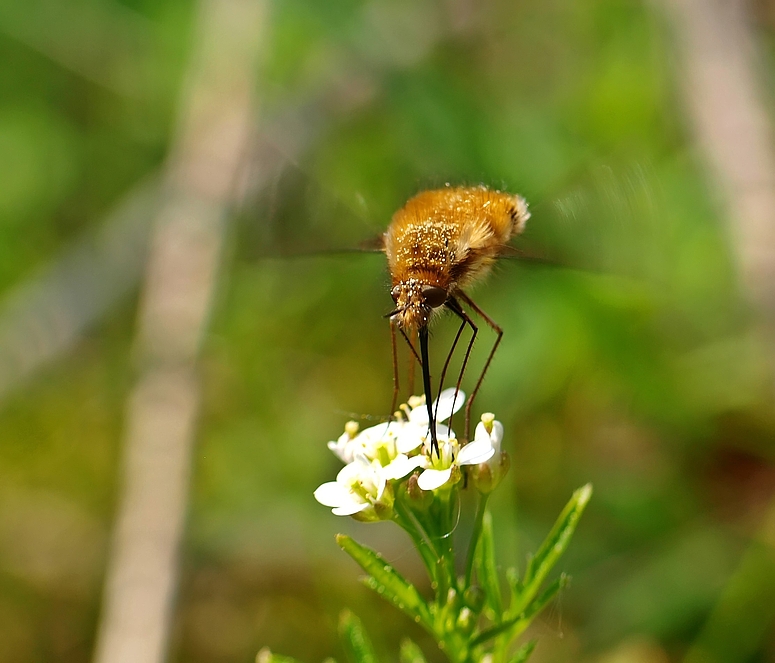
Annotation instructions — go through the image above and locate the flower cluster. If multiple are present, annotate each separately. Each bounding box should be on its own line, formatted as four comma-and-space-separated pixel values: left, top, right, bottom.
314, 389, 508, 521
302, 388, 591, 663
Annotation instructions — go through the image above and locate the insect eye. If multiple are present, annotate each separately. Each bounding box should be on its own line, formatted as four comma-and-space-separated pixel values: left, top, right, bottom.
421, 286, 447, 309
391, 285, 401, 303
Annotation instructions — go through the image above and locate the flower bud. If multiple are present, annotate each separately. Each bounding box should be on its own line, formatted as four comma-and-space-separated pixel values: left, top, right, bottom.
470, 414, 508, 494
471, 462, 493, 493
442, 587, 460, 633
407, 395, 424, 409
480, 412, 496, 433
403, 473, 434, 510
472, 451, 510, 494
456, 606, 474, 631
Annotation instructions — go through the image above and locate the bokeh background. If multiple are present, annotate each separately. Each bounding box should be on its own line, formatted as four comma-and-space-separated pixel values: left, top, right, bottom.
1, 0, 775, 661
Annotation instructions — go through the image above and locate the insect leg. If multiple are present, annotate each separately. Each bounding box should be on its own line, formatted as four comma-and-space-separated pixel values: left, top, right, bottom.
390, 320, 400, 416
418, 325, 439, 457
456, 290, 503, 441
444, 297, 478, 441
391, 324, 422, 416
398, 326, 422, 366
434, 314, 467, 431
407, 327, 417, 395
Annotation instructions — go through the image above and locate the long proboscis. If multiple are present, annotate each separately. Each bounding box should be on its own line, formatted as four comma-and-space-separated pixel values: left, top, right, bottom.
418, 325, 439, 457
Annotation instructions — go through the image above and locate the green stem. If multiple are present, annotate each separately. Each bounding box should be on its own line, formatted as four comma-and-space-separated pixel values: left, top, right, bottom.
393, 499, 442, 583
437, 492, 459, 596
464, 493, 489, 589
408, 499, 456, 606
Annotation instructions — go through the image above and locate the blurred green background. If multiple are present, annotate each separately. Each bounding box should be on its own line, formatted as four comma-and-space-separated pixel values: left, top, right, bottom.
1, 0, 775, 661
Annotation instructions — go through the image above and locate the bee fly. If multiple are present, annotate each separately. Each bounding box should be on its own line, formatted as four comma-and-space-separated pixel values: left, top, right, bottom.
383, 185, 530, 455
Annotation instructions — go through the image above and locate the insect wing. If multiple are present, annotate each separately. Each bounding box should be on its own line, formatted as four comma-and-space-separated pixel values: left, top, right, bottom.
518, 163, 666, 279
233, 145, 387, 261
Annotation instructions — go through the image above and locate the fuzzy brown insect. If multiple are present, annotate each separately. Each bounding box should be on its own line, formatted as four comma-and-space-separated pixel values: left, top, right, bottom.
383, 185, 530, 454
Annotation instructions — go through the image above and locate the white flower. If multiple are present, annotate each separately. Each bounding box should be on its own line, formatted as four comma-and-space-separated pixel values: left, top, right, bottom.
328, 419, 407, 467
470, 413, 508, 494
325, 389, 466, 468
357, 420, 405, 462
474, 413, 503, 457
313, 453, 393, 521
395, 388, 466, 454
416, 425, 496, 492
382, 452, 425, 481
327, 420, 362, 463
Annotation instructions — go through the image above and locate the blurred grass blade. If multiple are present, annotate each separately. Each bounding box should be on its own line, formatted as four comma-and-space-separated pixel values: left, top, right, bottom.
475, 510, 503, 616
337, 534, 432, 628
516, 484, 592, 616
339, 611, 378, 663
256, 647, 305, 663
507, 640, 537, 663
684, 533, 775, 663
399, 638, 428, 663
0, 176, 159, 403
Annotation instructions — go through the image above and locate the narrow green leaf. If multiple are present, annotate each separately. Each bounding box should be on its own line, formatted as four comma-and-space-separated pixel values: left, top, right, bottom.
469, 611, 520, 647
524, 484, 591, 586
511, 484, 591, 617
507, 640, 537, 663
476, 510, 502, 616
339, 610, 378, 663
502, 574, 570, 646
472, 574, 569, 647
392, 500, 440, 581
256, 648, 304, 663
506, 567, 522, 609
526, 573, 569, 621
523, 553, 535, 588
399, 638, 428, 663
337, 534, 432, 628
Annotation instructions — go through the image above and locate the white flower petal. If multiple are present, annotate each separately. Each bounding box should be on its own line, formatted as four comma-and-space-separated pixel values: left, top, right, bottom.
473, 421, 488, 443
489, 421, 504, 451
408, 404, 430, 427
408, 389, 466, 427
327, 430, 356, 463
474, 420, 504, 454
383, 454, 426, 480
457, 439, 495, 466
417, 467, 453, 491
396, 425, 425, 453
332, 501, 370, 516
358, 421, 396, 441
375, 471, 387, 500
433, 388, 466, 422
434, 423, 457, 441
313, 481, 351, 507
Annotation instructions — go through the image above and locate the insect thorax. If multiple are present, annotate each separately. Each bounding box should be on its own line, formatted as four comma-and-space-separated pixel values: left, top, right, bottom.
387, 222, 458, 274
